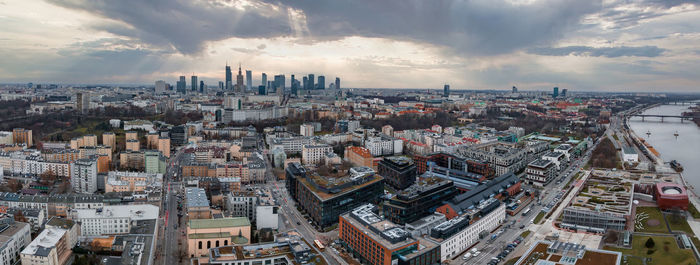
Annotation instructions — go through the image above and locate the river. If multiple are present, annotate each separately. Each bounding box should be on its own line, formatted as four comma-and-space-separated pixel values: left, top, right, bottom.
628, 103, 700, 189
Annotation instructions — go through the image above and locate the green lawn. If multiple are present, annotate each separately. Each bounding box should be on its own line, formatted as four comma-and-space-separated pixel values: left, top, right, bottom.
688, 202, 700, 219
605, 236, 695, 265
635, 207, 668, 233
667, 214, 695, 235
520, 231, 531, 238
533, 211, 545, 224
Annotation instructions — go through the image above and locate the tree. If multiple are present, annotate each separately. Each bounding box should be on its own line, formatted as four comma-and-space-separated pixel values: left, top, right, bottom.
14, 210, 28, 223
645, 237, 655, 249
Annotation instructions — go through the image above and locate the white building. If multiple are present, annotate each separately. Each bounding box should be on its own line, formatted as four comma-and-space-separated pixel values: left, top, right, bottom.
622, 146, 638, 163
20, 227, 69, 265
70, 158, 98, 194
0, 221, 31, 265
365, 137, 403, 156
227, 191, 258, 222
255, 205, 279, 230
432, 201, 506, 261
72, 204, 159, 236
301, 144, 332, 165
300, 124, 314, 137
526, 159, 557, 186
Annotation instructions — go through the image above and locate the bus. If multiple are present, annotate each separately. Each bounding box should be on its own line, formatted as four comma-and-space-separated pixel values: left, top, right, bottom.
521, 207, 531, 216
314, 240, 325, 251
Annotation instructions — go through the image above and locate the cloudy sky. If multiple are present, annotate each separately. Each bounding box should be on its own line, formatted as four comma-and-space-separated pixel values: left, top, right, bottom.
0, 0, 699, 92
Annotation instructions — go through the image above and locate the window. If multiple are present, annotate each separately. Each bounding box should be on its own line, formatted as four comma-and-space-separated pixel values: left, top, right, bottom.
199, 241, 202, 249
207, 241, 211, 249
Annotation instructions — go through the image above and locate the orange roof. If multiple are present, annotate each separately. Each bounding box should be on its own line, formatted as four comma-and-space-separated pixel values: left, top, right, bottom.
347, 146, 372, 158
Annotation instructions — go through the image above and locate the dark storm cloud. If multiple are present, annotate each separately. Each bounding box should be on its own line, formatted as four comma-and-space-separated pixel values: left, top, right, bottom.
46, 0, 292, 54
527, 45, 667, 57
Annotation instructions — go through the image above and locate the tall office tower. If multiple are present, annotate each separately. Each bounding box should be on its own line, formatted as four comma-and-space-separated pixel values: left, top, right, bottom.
218, 81, 224, 90
267, 81, 272, 93
236, 64, 244, 92
561, 88, 568, 98
177, 76, 186, 94
308, 74, 314, 89
76, 92, 90, 113
317, 76, 325, 89
155, 80, 166, 94
261, 73, 267, 87
290, 75, 296, 95
273, 75, 285, 94
199, 80, 205, 93
291, 79, 300, 96
225, 64, 232, 90
335, 77, 340, 90
258, 85, 266, 95
245, 70, 252, 92
191, 76, 197, 91
553, 87, 559, 98
512, 86, 518, 93
443, 84, 450, 97
302, 76, 308, 90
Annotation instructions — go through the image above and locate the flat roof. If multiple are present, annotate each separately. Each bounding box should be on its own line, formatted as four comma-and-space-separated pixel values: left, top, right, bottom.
188, 217, 250, 229
74, 204, 159, 220
21, 227, 66, 257
186, 187, 210, 208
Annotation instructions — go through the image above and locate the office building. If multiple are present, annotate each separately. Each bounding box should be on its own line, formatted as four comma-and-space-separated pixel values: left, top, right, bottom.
218, 81, 224, 90
443, 84, 449, 97
70, 158, 98, 194
561, 88, 568, 97
177, 76, 187, 94
191, 75, 197, 91
246, 70, 252, 91
187, 217, 251, 257
378, 156, 417, 190
335, 77, 340, 90
515, 240, 622, 265
436, 172, 520, 219
207, 234, 316, 265
339, 204, 441, 265
384, 177, 457, 225
72, 204, 159, 236
225, 65, 232, 90
512, 86, 518, 93
155, 80, 166, 94
200, 80, 205, 93
286, 163, 385, 228
307, 74, 314, 89
430, 199, 505, 260
317, 75, 325, 89
261, 73, 267, 87
274, 75, 285, 94
553, 86, 559, 98
302, 76, 308, 90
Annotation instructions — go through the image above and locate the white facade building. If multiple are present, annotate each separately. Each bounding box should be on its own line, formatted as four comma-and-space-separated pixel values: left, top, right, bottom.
434, 202, 506, 261
72, 204, 159, 236
301, 144, 332, 165
255, 205, 279, 230
0, 221, 31, 265
70, 158, 98, 194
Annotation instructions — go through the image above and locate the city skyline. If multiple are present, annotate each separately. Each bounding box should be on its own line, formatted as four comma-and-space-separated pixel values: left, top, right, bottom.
0, 0, 699, 92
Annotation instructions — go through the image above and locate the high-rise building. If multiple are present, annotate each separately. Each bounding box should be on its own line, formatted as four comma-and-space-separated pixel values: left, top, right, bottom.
177, 76, 186, 94
225, 65, 232, 90
308, 74, 314, 89
553, 87, 559, 98
317, 76, 325, 89
443, 84, 450, 97
335, 77, 340, 90
290, 74, 298, 96
258, 85, 266, 95
102, 132, 116, 150
191, 75, 197, 91
261, 73, 267, 87
71, 158, 98, 194
512, 86, 518, 93
245, 70, 252, 92
218, 81, 224, 90
75, 92, 90, 113
155, 80, 166, 94
12, 128, 32, 147
200, 80, 205, 93
561, 88, 568, 98
273, 75, 285, 94
158, 137, 171, 158
236, 64, 244, 93
302, 76, 308, 90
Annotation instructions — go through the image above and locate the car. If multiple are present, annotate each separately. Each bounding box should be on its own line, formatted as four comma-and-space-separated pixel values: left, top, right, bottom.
473, 251, 481, 257
296, 222, 301, 225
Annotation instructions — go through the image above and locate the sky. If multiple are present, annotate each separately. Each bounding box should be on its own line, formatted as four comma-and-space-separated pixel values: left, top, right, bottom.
0, 0, 699, 92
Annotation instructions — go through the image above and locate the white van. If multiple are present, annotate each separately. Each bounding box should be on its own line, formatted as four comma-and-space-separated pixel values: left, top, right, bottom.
462, 253, 472, 260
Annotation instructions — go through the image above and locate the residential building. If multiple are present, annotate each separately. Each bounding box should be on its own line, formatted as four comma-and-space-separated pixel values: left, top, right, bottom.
301, 144, 332, 165
126, 139, 140, 151
104, 171, 162, 193
102, 132, 116, 150
70, 158, 98, 194
186, 187, 211, 219
525, 159, 556, 186
0, 220, 31, 265
300, 124, 314, 137
227, 191, 257, 222
20, 227, 71, 265
207, 234, 316, 265
72, 204, 159, 236
158, 137, 171, 158
344, 146, 377, 170
12, 128, 32, 147
255, 205, 279, 230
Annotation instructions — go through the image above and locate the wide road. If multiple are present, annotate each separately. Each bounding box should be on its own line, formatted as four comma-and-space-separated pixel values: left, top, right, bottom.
159, 148, 186, 265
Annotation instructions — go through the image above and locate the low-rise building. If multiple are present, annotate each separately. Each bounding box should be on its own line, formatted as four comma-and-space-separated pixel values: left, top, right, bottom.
514, 240, 621, 265
301, 144, 332, 165
187, 217, 251, 258
72, 204, 159, 236
525, 159, 556, 186
20, 227, 71, 265
186, 187, 211, 219
0, 220, 31, 265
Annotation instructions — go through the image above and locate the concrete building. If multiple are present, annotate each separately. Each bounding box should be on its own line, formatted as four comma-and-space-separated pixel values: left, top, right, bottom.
20, 227, 71, 265
525, 158, 556, 186
104, 171, 162, 193
158, 137, 171, 158
301, 144, 332, 165
339, 204, 441, 265
0, 220, 31, 265
187, 217, 251, 258
515, 240, 622, 265
404, 213, 446, 238
186, 187, 211, 219
70, 158, 98, 194
299, 124, 314, 137
378, 156, 417, 190
384, 177, 457, 225
286, 163, 385, 228
206, 234, 316, 265
255, 205, 279, 230
72, 204, 159, 236
125, 139, 140, 152
227, 191, 257, 223
125, 131, 138, 142
144, 151, 166, 174
344, 146, 377, 170
12, 128, 32, 147
102, 132, 116, 150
